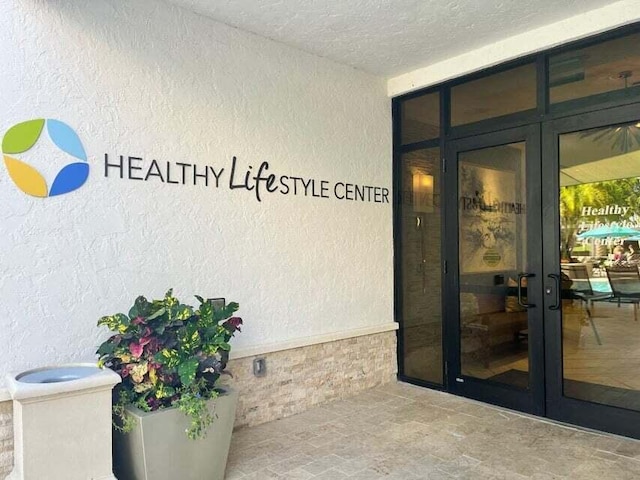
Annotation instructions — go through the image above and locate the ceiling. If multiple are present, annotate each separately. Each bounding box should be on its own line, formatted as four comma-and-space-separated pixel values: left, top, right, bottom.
166, 0, 619, 77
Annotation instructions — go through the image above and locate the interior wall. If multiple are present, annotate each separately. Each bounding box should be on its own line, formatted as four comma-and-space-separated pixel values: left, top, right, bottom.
0, 0, 392, 383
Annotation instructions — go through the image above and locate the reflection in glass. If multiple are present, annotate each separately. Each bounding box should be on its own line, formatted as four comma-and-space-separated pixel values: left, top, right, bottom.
550, 32, 640, 105
451, 63, 537, 126
560, 119, 640, 411
401, 148, 443, 384
457, 143, 529, 388
400, 93, 440, 145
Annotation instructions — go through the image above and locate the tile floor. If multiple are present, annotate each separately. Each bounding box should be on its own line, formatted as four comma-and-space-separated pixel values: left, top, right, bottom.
225, 381, 640, 479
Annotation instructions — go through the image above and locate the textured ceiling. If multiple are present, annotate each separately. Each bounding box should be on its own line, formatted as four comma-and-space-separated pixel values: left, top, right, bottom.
166, 0, 618, 77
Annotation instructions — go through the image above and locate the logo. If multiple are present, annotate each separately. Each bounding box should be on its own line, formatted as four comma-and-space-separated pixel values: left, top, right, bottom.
2, 119, 89, 197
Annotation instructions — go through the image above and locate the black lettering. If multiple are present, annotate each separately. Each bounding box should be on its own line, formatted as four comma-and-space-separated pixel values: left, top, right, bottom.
128, 156, 143, 180
175, 162, 191, 185
382, 188, 389, 203
266, 173, 277, 193
366, 186, 373, 202
209, 167, 224, 188
145, 160, 164, 182
310, 179, 321, 198
374, 187, 382, 203
354, 184, 365, 201
345, 183, 354, 200
166, 162, 179, 184
280, 175, 290, 195
301, 178, 312, 196
193, 164, 209, 186
334, 182, 345, 199
104, 154, 124, 179
229, 157, 253, 191
321, 181, 329, 199
253, 162, 278, 202
290, 177, 302, 195
229, 157, 242, 189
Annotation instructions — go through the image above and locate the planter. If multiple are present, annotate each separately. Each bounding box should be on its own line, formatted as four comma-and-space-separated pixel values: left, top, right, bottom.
113, 388, 238, 480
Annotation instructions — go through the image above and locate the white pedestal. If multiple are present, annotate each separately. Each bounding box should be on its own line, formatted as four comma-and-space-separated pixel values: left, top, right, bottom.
6, 363, 121, 480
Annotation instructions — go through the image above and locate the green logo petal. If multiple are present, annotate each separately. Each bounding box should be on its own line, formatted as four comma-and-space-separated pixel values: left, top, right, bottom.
2, 119, 45, 154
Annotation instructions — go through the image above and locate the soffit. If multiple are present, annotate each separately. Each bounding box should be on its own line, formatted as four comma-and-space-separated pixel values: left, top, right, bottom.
166, 0, 618, 77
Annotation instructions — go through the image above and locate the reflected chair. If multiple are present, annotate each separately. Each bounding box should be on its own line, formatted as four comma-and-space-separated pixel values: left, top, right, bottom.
605, 266, 640, 322
561, 263, 612, 345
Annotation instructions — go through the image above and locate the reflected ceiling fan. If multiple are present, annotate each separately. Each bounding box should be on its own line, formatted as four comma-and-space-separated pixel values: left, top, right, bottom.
580, 71, 640, 154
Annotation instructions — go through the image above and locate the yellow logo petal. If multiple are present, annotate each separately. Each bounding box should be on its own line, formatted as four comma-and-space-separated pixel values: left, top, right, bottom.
4, 155, 48, 197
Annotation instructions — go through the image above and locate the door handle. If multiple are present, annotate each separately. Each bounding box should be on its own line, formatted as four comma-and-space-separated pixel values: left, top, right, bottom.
517, 273, 536, 308
547, 273, 561, 310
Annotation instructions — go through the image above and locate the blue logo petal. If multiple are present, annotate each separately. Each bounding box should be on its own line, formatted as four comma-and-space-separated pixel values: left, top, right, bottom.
47, 119, 87, 161
49, 162, 89, 196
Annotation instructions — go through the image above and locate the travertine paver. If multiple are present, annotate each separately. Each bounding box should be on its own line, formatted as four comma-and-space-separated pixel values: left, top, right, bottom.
225, 381, 640, 479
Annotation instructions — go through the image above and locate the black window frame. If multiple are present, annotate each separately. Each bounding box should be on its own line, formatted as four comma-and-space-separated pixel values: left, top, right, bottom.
393, 21, 640, 391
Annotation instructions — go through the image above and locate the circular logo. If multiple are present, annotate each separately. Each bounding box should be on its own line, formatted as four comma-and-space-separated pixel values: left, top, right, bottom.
2, 119, 89, 197
482, 248, 502, 267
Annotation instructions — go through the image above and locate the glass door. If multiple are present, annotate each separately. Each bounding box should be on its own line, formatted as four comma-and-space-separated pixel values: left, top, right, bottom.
446, 125, 545, 415
543, 104, 640, 438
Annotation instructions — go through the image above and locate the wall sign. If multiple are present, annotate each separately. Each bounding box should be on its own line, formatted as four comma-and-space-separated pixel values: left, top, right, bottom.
104, 154, 390, 204
1, 118, 390, 204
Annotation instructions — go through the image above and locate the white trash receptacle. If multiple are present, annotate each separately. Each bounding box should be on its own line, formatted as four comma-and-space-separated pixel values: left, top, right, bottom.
6, 363, 121, 480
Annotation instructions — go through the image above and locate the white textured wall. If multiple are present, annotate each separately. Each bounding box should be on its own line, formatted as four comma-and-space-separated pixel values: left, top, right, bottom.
0, 0, 392, 383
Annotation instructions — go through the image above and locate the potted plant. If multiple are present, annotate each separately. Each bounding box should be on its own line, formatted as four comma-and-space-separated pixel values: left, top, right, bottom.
96, 289, 243, 480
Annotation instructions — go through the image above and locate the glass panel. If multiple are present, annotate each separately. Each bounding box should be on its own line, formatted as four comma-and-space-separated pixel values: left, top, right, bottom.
550, 32, 640, 105
451, 64, 537, 126
559, 119, 640, 411
400, 148, 443, 384
400, 93, 440, 145
458, 142, 529, 388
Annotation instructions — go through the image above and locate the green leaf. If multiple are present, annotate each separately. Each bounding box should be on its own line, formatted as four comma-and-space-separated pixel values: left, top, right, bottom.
97, 313, 130, 332
155, 385, 175, 399
177, 357, 199, 387
2, 119, 45, 154
97, 341, 116, 356
147, 307, 166, 321
155, 348, 179, 367
174, 305, 193, 321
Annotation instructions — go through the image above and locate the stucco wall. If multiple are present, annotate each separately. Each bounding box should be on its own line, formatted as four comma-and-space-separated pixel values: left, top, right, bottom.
0, 0, 392, 383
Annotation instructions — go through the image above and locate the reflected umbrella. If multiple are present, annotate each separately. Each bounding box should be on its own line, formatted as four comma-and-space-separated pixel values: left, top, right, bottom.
577, 225, 640, 240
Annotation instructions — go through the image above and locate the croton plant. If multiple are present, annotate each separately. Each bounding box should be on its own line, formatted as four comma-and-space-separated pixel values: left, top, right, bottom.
96, 289, 243, 439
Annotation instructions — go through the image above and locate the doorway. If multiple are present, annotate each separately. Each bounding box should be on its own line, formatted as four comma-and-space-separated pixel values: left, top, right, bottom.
446, 104, 640, 437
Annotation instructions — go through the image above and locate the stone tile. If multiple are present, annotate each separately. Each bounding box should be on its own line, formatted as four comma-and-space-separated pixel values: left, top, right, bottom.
311, 468, 349, 479
268, 454, 314, 474
436, 454, 481, 476
223, 467, 246, 480
241, 468, 287, 479
225, 381, 640, 480
346, 468, 385, 479
279, 468, 314, 480
300, 454, 345, 475
334, 457, 372, 475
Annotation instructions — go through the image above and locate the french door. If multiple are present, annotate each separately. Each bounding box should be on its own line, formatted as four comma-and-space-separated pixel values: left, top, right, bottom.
445, 124, 545, 415
543, 104, 640, 437
446, 104, 640, 438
